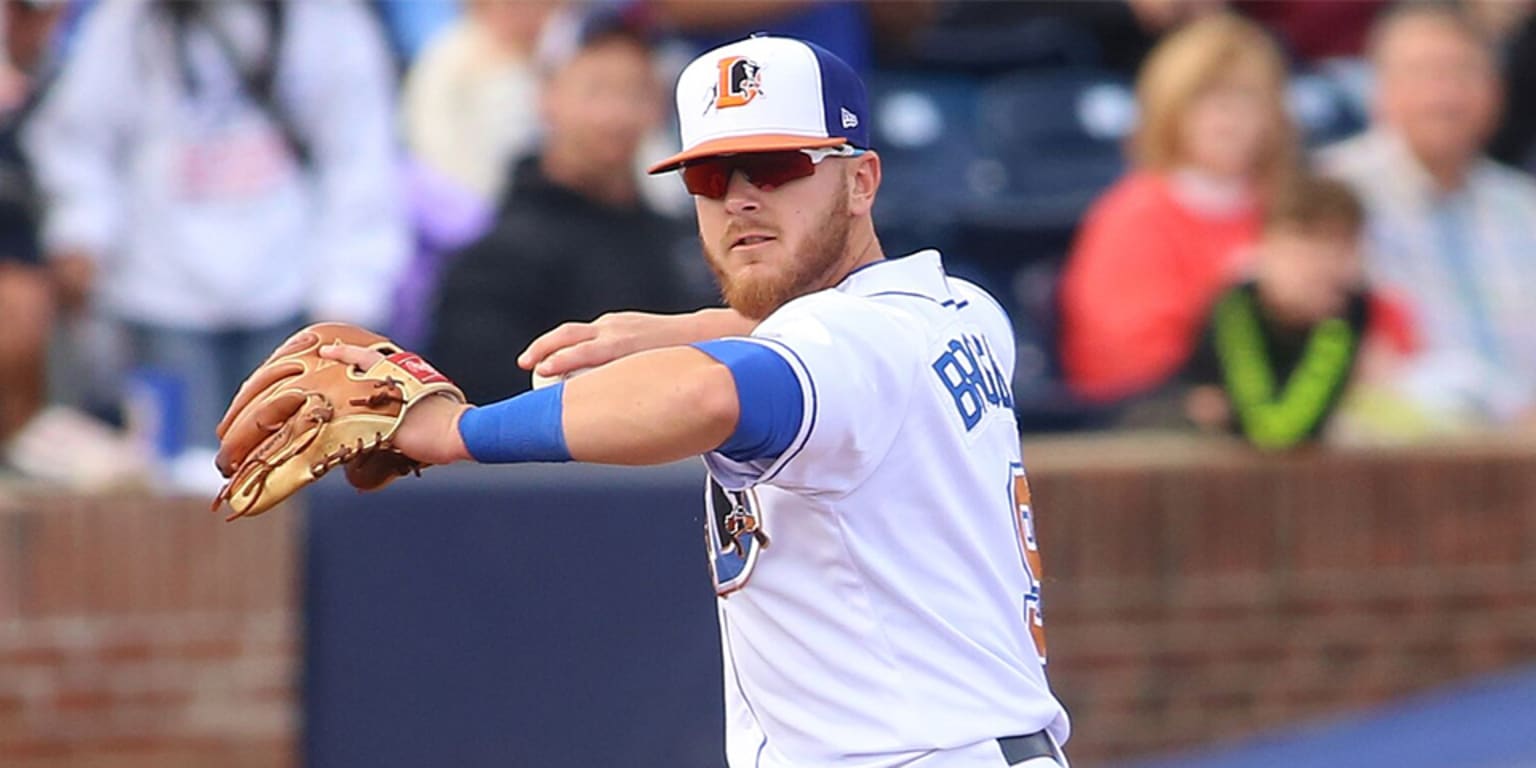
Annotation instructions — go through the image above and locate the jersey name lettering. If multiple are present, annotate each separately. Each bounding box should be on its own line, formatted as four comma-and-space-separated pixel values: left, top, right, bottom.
931, 334, 1013, 431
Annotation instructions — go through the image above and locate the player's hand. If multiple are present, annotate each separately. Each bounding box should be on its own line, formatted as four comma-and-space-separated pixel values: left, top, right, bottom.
318, 343, 473, 466
518, 308, 757, 379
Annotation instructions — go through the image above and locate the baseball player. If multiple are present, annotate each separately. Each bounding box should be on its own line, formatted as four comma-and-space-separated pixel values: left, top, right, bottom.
321, 36, 1070, 767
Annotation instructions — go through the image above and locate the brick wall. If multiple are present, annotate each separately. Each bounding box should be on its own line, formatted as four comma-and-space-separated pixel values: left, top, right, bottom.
1029, 436, 1536, 764
0, 490, 298, 768
5, 437, 1535, 767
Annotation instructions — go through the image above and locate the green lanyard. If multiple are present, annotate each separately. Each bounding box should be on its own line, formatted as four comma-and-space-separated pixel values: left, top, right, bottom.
1213, 290, 1358, 450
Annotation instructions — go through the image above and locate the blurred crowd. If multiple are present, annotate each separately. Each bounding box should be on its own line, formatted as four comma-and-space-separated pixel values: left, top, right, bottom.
1, 0, 1534, 491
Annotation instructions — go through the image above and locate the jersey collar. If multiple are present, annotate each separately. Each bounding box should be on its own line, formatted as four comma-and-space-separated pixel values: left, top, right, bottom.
835, 249, 952, 302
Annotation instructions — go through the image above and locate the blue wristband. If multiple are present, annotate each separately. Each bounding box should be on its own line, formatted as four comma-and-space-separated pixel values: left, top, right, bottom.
456, 383, 572, 464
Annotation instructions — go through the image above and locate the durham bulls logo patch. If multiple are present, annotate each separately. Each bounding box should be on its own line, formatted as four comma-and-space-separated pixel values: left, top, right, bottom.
704, 477, 769, 596
710, 55, 763, 111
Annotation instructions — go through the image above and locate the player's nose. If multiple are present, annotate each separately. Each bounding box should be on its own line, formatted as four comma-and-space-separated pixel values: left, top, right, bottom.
723, 171, 761, 216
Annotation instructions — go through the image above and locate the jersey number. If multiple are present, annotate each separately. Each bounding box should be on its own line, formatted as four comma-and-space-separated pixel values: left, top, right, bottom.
1010, 462, 1048, 663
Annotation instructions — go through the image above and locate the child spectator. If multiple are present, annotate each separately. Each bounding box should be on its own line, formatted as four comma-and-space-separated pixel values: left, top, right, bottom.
1180, 175, 1416, 449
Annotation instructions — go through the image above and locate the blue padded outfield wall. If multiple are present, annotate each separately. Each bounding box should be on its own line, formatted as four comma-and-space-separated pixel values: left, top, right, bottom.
1123, 664, 1536, 768
304, 463, 727, 767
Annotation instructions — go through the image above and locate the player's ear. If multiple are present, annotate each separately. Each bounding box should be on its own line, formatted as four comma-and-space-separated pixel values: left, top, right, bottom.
847, 151, 880, 217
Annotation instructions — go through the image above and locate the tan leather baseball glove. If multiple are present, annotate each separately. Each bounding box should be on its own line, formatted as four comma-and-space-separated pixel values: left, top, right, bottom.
212, 322, 465, 520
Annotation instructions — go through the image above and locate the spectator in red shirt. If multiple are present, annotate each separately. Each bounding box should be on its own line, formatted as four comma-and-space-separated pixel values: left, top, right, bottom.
1059, 13, 1297, 403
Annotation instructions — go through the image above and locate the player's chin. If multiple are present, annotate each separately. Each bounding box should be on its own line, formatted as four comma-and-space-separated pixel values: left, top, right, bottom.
725, 263, 792, 303
721, 271, 798, 320
729, 255, 782, 278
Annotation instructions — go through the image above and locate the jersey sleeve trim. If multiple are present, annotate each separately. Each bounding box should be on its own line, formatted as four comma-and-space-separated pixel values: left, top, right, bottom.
949, 278, 1013, 327
866, 289, 969, 310
714, 335, 818, 486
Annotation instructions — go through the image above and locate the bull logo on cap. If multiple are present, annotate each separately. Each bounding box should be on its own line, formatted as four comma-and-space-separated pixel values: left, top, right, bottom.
713, 55, 763, 109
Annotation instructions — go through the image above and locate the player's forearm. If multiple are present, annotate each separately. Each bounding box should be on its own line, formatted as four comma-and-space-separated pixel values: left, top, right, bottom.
562, 347, 739, 464
519, 308, 758, 379
458, 346, 739, 467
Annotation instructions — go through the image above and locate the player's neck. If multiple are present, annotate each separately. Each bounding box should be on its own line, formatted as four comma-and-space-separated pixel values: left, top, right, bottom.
839, 223, 885, 279
795, 226, 884, 303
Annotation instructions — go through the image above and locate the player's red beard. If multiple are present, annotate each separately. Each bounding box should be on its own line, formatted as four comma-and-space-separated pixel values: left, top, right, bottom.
703, 190, 851, 321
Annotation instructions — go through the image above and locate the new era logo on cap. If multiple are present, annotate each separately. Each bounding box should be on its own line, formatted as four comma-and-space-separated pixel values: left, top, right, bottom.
649, 36, 869, 174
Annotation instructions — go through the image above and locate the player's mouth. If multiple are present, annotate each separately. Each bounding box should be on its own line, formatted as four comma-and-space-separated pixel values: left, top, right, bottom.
730, 234, 777, 251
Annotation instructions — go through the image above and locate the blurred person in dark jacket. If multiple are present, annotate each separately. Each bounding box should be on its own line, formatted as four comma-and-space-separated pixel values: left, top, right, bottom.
1178, 175, 1417, 449
426, 8, 706, 403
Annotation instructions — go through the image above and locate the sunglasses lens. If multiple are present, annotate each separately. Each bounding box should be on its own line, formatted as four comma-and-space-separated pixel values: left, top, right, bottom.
681, 151, 819, 198
739, 152, 816, 191
682, 160, 731, 199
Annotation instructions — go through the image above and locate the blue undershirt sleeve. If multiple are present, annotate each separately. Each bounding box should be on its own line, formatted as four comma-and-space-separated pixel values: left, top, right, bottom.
693, 339, 806, 463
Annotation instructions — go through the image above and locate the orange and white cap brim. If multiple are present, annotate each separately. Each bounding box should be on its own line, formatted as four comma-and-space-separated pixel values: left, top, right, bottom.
647, 135, 849, 175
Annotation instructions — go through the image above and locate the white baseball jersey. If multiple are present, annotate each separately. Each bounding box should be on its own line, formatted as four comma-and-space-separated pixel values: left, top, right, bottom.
702, 250, 1069, 767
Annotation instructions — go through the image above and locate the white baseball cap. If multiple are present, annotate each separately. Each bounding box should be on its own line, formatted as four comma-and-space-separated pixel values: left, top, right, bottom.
648, 35, 871, 174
